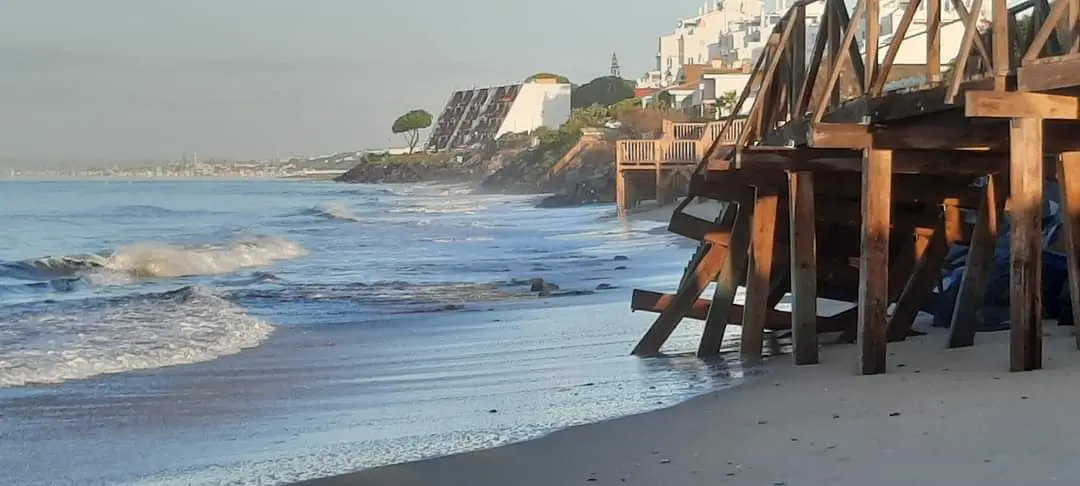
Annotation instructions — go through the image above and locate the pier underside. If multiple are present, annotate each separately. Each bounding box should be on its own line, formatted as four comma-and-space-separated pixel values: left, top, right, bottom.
629, 0, 1080, 374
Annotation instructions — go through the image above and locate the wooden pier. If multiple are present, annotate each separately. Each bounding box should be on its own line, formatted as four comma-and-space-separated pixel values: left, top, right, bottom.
630, 0, 1080, 374
615, 118, 746, 213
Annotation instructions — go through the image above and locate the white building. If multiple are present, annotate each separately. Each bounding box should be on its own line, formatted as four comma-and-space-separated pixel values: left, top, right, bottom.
426, 80, 571, 152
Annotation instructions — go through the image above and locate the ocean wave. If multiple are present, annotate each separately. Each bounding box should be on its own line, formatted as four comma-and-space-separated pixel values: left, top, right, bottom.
0, 286, 274, 387
0, 235, 306, 283
313, 202, 361, 222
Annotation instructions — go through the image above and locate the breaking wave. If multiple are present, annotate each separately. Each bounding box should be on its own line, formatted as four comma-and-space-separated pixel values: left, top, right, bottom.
0, 235, 307, 285
314, 202, 361, 222
0, 286, 274, 387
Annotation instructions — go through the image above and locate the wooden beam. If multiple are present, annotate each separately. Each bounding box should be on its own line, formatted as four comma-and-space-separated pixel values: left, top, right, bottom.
858, 147, 892, 375
698, 199, 753, 357
1024, 0, 1071, 62
807, 122, 872, 148
741, 191, 780, 366
865, 0, 880, 88
630, 289, 853, 332
1059, 152, 1080, 348
927, 0, 942, 83
1010, 118, 1044, 371
714, 147, 1006, 175
992, 0, 1008, 90
887, 223, 950, 340
948, 174, 1005, 347
946, 0, 987, 103
789, 171, 820, 364
1057, 152, 1080, 348
1017, 53, 1080, 91
631, 240, 728, 356
873, 0, 923, 96
814, 0, 868, 122
965, 90, 1080, 119
791, 6, 807, 120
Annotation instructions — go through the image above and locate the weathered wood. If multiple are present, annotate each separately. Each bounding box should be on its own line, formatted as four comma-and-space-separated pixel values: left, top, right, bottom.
927, 0, 942, 83
943, 198, 965, 244
789, 171, 819, 364
791, 6, 807, 120
873, 0, 922, 96
965, 90, 1080, 119
865, 0, 879, 88
698, 200, 753, 357
1058, 152, 1080, 348
948, 174, 1005, 348
631, 239, 729, 356
858, 148, 893, 375
888, 223, 950, 340
1010, 118, 1044, 371
1018, 53, 1080, 91
814, 0, 867, 122
946, 0, 987, 103
630, 289, 852, 333
1025, 0, 1072, 62
741, 191, 780, 366
714, 147, 1006, 175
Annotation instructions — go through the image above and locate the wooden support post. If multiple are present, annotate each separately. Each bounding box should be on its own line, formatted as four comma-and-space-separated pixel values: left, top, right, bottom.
1059, 152, 1080, 348
888, 223, 950, 340
927, 0, 941, 83
943, 198, 964, 244
828, 0, 843, 106
948, 175, 1005, 347
789, 172, 819, 365
1010, 118, 1044, 371
859, 148, 892, 375
655, 166, 668, 206
698, 200, 753, 357
791, 6, 807, 119
992, 0, 1008, 91
741, 190, 780, 366
616, 169, 629, 215
866, 0, 880, 86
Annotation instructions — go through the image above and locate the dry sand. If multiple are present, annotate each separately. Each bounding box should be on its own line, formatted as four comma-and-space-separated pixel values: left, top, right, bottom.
294, 322, 1080, 486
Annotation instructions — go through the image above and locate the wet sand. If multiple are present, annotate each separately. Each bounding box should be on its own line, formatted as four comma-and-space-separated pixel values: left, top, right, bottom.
295, 322, 1080, 486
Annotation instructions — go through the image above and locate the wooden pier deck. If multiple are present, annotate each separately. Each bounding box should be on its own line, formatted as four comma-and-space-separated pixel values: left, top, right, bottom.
630, 0, 1080, 374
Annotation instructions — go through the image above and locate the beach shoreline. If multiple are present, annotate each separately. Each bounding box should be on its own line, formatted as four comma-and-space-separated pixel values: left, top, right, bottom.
293, 322, 1080, 486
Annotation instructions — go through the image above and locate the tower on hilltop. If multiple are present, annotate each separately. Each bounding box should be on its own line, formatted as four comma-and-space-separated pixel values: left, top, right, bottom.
610, 52, 622, 78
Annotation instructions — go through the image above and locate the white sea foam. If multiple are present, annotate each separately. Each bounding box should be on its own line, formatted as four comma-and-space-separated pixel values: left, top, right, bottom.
102, 235, 307, 279
317, 202, 361, 222
0, 286, 274, 387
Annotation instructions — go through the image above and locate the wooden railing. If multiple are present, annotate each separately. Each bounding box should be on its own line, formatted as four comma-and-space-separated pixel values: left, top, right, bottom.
616, 117, 748, 168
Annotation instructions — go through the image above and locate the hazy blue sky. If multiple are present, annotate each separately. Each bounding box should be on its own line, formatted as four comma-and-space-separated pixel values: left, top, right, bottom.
0, 0, 709, 166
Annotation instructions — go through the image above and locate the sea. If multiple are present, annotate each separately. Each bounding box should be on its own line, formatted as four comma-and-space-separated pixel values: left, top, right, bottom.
0, 179, 749, 485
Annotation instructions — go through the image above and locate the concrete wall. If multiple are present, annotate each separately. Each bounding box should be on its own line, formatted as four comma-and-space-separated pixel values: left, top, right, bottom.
495, 82, 572, 137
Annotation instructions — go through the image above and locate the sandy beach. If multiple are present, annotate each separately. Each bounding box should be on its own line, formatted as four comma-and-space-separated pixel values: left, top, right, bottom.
295, 321, 1080, 486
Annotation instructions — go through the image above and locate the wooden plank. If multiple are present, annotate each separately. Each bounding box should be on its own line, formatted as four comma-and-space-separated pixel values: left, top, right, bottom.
872, 0, 923, 95
698, 199, 753, 357
965, 90, 1080, 119
888, 223, 950, 340
1058, 152, 1080, 348
1010, 118, 1044, 371
1017, 53, 1080, 91
631, 240, 729, 356
948, 174, 1005, 347
630, 289, 853, 332
741, 191, 780, 366
797, 5, 830, 118
789, 171, 819, 364
872, 116, 1080, 152
993, 0, 1008, 90
858, 147, 892, 375
943, 198, 965, 244
807, 122, 871, 148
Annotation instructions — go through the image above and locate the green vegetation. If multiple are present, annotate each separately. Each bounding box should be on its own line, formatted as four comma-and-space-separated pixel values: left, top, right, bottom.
571, 76, 635, 109
391, 109, 433, 153
525, 72, 571, 84
716, 90, 739, 114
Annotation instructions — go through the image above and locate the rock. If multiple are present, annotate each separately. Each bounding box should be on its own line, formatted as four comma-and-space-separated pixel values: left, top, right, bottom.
613, 255, 629, 261
614, 266, 627, 271
596, 283, 616, 290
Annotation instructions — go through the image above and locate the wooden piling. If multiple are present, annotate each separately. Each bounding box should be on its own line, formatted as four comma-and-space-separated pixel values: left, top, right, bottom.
788, 171, 819, 364
741, 190, 780, 366
858, 148, 892, 375
1059, 152, 1080, 349
1010, 118, 1043, 371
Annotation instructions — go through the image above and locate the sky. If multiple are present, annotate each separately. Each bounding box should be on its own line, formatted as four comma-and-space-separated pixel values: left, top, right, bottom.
0, 0, 711, 167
